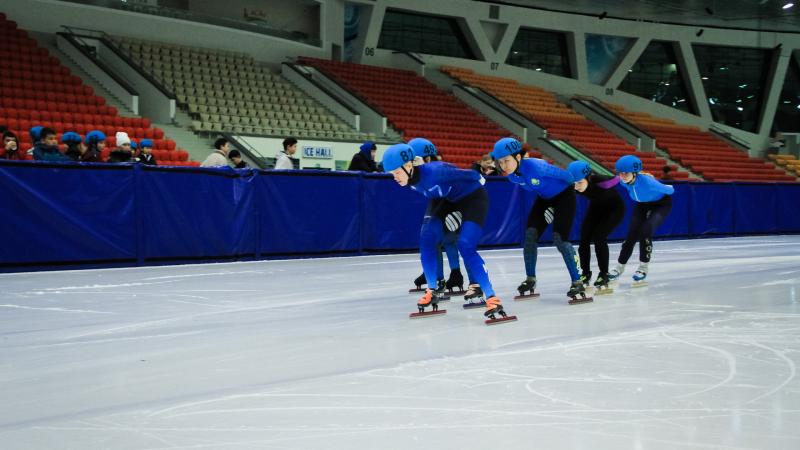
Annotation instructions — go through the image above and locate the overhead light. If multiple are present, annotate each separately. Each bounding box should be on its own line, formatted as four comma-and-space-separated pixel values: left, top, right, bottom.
739, 84, 748, 88
736, 99, 742, 103
783, 3, 794, 10
628, 69, 633, 72
665, 83, 670, 86
784, 100, 792, 104
796, 104, 800, 109
677, 99, 686, 103
747, 95, 755, 99
701, 76, 709, 80
709, 98, 716, 105
737, 107, 744, 111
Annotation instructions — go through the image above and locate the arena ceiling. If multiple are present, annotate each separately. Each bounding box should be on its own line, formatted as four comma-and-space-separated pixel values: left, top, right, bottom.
483, 0, 800, 33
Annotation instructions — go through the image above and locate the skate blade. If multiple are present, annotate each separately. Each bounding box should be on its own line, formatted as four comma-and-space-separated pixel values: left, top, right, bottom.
462, 301, 486, 310
513, 293, 541, 301
409, 309, 447, 319
568, 296, 594, 305
632, 281, 648, 288
408, 288, 426, 293
485, 315, 518, 325
594, 288, 614, 295
448, 289, 466, 296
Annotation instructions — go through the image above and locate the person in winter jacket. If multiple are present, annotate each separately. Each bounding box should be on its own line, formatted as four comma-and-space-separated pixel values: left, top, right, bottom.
1, 130, 24, 160
107, 131, 133, 163
32, 127, 70, 162
137, 139, 157, 166
347, 141, 378, 172
61, 131, 83, 161
82, 130, 105, 163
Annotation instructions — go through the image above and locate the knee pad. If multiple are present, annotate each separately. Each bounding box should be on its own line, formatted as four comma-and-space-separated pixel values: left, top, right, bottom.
457, 221, 481, 254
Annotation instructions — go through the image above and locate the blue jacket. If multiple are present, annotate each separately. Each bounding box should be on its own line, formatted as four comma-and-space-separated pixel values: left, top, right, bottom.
508, 158, 573, 199
32, 143, 71, 162
409, 161, 483, 202
620, 173, 674, 202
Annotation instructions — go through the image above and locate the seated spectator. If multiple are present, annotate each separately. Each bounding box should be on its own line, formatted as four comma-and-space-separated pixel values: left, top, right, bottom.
32, 127, 70, 162
61, 131, 83, 161
130, 139, 138, 159
137, 139, 157, 166
275, 137, 297, 170
661, 165, 674, 181
82, 130, 105, 163
1, 130, 24, 160
228, 149, 248, 168
108, 131, 133, 163
348, 141, 378, 172
201, 137, 230, 167
473, 154, 498, 176
26, 125, 43, 158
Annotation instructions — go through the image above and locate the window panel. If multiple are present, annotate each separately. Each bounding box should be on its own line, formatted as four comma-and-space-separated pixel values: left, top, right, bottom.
506, 28, 572, 78
619, 41, 695, 114
694, 44, 772, 132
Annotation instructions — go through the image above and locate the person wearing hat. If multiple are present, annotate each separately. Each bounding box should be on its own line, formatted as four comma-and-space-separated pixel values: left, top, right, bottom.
32, 127, 70, 162
82, 130, 106, 163
348, 140, 378, 172
490, 137, 588, 304
137, 138, 157, 166
26, 125, 44, 158
108, 131, 133, 163
568, 160, 625, 292
608, 155, 674, 285
382, 143, 515, 324
61, 131, 83, 161
1, 130, 24, 160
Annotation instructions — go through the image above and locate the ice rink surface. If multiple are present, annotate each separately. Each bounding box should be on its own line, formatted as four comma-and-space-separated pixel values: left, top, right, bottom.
1, 235, 799, 450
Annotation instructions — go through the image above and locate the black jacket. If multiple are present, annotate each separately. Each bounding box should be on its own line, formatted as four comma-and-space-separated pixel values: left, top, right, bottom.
108, 149, 132, 163
139, 153, 158, 166
579, 174, 624, 207
348, 151, 378, 172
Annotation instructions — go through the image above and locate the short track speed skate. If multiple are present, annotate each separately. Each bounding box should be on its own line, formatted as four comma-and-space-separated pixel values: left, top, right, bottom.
409, 288, 447, 319
462, 284, 486, 309
484, 297, 517, 325
592, 273, 614, 295
567, 280, 593, 305
513, 278, 540, 301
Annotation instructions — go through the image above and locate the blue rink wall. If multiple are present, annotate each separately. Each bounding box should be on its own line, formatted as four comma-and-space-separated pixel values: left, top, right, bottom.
1, 160, 799, 272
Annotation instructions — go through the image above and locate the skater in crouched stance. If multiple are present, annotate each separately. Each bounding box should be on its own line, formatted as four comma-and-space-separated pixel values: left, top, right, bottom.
491, 138, 588, 303
567, 160, 625, 291
609, 155, 674, 285
383, 143, 513, 322
407, 137, 467, 294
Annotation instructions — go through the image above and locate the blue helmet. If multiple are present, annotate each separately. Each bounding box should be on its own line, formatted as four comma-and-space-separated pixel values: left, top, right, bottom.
130, 140, 138, 150
382, 143, 416, 172
568, 160, 592, 182
29, 125, 44, 142
139, 138, 153, 149
61, 131, 82, 145
490, 137, 523, 160
615, 154, 643, 173
408, 138, 437, 159
85, 130, 106, 145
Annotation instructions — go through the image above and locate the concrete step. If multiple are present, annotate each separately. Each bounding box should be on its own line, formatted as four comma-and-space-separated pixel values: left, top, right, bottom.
153, 108, 215, 163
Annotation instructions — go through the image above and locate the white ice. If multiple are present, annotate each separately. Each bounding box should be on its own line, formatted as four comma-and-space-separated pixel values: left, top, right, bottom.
1, 235, 800, 450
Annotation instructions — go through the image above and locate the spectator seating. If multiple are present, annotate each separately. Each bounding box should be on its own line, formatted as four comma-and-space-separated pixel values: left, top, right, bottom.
110, 36, 375, 142
768, 154, 800, 177
298, 57, 529, 167
605, 106, 796, 183
0, 14, 197, 165
441, 66, 688, 179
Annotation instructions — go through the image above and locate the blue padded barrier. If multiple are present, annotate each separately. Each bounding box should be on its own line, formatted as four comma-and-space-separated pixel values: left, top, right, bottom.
0, 160, 797, 272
